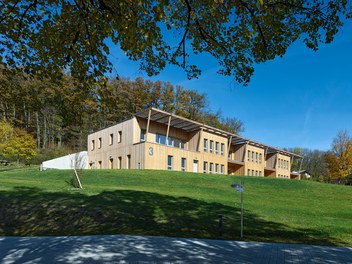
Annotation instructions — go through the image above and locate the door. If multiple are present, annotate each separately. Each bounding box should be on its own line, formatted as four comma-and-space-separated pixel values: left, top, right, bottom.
193, 160, 198, 173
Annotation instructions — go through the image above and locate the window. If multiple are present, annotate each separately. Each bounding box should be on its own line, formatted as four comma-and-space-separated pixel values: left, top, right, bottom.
98, 137, 102, 149
215, 142, 219, 154
204, 139, 208, 152
109, 158, 113, 169
209, 163, 214, 173
221, 164, 224, 174
252, 170, 254, 176
118, 156, 122, 169
220, 143, 224, 155
127, 155, 131, 169
156, 133, 166, 145
181, 158, 186, 172
259, 153, 262, 164
167, 136, 174, 146
247, 169, 251, 176
203, 162, 208, 173
109, 134, 113, 145
118, 131, 122, 143
215, 163, 219, 174
168, 155, 173, 170
248, 150, 250, 161
255, 152, 258, 163
259, 171, 262, 176
91, 140, 95, 151
98, 161, 102, 169
252, 151, 254, 162
210, 140, 214, 153
140, 129, 146, 142
255, 170, 258, 176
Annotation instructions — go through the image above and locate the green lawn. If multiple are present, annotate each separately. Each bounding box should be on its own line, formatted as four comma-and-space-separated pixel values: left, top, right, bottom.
0, 169, 351, 246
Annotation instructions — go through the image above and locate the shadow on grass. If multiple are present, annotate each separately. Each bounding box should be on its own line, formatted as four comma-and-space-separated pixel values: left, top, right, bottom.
0, 187, 345, 246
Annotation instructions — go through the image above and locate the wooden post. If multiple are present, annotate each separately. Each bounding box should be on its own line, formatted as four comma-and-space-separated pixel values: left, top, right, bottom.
197, 127, 203, 152
146, 109, 151, 142
227, 136, 232, 158
166, 115, 172, 143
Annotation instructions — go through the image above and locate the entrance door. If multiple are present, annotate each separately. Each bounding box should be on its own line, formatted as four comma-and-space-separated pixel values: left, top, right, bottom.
193, 160, 198, 173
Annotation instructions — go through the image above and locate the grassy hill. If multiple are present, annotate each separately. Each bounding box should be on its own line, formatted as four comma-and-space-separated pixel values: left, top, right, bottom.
0, 168, 351, 246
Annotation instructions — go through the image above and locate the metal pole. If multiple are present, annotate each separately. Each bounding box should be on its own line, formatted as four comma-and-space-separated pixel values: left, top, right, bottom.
240, 179, 244, 238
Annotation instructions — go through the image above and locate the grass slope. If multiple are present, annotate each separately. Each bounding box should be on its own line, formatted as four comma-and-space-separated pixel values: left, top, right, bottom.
0, 169, 351, 246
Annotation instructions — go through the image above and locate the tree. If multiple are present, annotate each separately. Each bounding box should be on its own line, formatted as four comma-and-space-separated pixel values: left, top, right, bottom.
0, 1, 349, 85
2, 128, 37, 164
325, 130, 352, 183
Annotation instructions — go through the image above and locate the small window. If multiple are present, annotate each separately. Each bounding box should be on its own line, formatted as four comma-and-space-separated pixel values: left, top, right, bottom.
118, 131, 122, 143
210, 140, 214, 153
98, 137, 102, 149
220, 143, 224, 155
118, 156, 122, 169
181, 158, 186, 172
109, 134, 114, 145
168, 155, 173, 170
140, 129, 146, 142
255, 170, 258, 176
220, 164, 224, 174
204, 139, 208, 152
209, 163, 213, 173
259, 153, 262, 164
127, 154, 131, 169
248, 150, 250, 162
252, 151, 254, 162
98, 160, 102, 169
259, 171, 262, 176
252, 170, 254, 176
109, 158, 113, 169
203, 162, 208, 173
215, 163, 219, 174
91, 140, 95, 151
215, 142, 219, 154
255, 152, 258, 163
247, 169, 250, 176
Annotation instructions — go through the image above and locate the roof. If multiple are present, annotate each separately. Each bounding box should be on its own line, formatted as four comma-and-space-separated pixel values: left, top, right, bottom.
135, 107, 302, 159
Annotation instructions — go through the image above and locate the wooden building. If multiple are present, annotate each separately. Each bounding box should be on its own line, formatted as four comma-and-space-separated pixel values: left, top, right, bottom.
88, 108, 302, 179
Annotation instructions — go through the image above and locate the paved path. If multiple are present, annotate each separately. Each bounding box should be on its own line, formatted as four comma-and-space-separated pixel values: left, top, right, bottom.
1, 235, 351, 263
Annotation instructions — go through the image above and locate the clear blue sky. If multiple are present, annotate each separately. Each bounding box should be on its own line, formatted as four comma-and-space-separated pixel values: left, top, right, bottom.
107, 21, 352, 151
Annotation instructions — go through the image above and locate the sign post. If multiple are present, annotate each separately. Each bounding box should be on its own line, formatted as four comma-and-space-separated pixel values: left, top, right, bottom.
230, 180, 244, 238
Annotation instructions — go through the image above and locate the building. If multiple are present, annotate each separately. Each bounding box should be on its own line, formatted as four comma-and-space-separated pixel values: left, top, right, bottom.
41, 151, 88, 170
88, 108, 302, 179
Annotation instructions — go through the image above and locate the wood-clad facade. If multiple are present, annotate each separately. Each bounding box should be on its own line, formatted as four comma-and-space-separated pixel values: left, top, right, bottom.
88, 108, 302, 179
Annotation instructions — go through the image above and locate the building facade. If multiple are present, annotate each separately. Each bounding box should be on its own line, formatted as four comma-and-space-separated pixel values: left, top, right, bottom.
88, 108, 302, 179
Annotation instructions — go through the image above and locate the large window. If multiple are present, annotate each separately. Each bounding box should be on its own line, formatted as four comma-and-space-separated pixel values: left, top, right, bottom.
181, 158, 186, 172
156, 133, 166, 145
204, 139, 208, 152
210, 140, 214, 153
168, 155, 173, 170
220, 143, 224, 155
140, 129, 146, 142
156, 133, 185, 149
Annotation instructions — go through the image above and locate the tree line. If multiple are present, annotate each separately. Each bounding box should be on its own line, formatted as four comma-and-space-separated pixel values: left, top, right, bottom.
0, 70, 243, 162
290, 130, 352, 184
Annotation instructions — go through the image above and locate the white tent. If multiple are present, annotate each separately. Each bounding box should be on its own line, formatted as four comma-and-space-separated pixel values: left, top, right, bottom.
41, 151, 88, 170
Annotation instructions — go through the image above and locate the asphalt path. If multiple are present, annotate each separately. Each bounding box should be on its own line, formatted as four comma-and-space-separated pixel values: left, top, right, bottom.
1, 235, 352, 263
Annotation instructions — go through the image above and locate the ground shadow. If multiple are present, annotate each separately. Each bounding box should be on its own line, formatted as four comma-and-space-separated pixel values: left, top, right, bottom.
0, 186, 347, 247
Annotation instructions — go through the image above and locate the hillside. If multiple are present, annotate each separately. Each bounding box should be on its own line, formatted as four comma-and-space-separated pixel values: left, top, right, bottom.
0, 168, 351, 246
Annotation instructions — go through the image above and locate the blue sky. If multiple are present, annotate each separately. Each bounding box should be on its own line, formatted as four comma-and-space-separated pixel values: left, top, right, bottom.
107, 21, 352, 151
